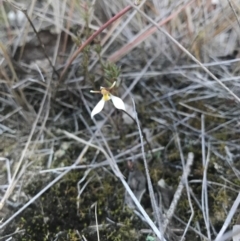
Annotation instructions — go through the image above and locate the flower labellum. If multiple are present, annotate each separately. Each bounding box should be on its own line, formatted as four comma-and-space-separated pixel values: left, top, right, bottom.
90, 82, 126, 118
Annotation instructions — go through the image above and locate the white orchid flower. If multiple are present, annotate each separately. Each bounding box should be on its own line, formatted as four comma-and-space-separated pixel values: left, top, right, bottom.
90, 81, 126, 118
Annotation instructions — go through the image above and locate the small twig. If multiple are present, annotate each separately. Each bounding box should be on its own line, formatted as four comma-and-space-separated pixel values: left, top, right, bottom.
177, 135, 194, 241
163, 152, 194, 233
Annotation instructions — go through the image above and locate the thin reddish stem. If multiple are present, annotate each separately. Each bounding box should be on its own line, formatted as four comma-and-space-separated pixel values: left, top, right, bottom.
59, 5, 132, 82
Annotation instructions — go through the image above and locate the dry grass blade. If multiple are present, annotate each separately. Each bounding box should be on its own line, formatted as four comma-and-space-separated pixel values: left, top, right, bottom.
201, 116, 211, 240
215, 192, 240, 241
94, 202, 100, 241
132, 98, 162, 232
127, 0, 240, 103
0, 133, 94, 230
108, 0, 195, 62
2, 0, 240, 240
63, 130, 166, 241
0, 68, 50, 210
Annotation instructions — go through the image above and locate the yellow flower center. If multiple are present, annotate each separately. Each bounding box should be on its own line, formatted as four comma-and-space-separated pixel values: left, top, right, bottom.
101, 88, 111, 101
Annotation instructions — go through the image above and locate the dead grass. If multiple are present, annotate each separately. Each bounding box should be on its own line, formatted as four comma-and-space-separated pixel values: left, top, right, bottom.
1, 0, 240, 240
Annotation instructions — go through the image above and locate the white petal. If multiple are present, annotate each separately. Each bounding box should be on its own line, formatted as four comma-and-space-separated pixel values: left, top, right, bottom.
110, 95, 126, 111
91, 98, 105, 118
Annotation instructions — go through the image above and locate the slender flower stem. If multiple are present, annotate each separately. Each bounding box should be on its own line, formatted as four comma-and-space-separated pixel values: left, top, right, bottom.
59, 5, 132, 83
122, 110, 154, 160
